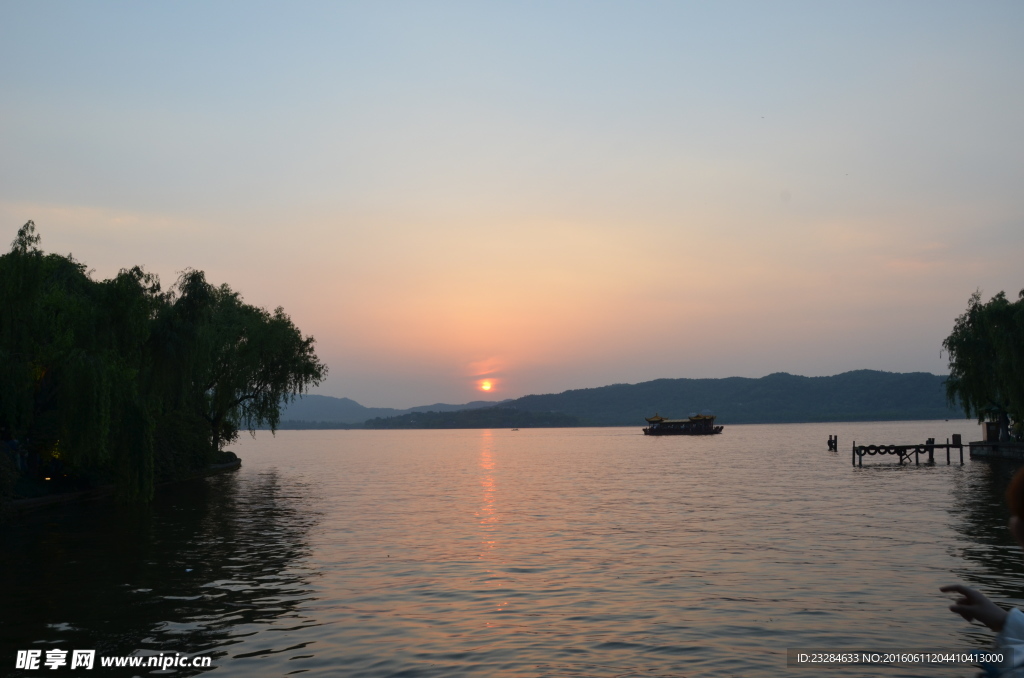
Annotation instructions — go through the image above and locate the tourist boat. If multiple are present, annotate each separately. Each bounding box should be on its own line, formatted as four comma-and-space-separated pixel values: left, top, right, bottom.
643, 412, 723, 436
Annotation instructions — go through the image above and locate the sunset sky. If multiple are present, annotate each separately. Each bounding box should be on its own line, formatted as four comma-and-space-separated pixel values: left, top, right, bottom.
2, 2, 1022, 408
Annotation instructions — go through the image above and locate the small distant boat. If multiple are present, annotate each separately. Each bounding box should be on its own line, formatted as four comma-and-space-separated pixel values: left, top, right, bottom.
643, 412, 723, 436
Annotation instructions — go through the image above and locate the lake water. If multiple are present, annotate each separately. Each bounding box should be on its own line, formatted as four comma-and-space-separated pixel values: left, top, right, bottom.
4, 421, 1024, 677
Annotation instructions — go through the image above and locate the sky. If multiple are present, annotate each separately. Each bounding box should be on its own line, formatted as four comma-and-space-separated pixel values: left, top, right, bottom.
1, 1, 1022, 408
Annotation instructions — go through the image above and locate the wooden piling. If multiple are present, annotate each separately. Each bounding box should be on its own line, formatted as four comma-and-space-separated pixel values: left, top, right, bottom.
851, 437, 963, 468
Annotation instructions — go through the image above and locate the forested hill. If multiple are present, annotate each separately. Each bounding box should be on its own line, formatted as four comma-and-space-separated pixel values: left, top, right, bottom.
280, 370, 965, 429
504, 370, 964, 426
277, 394, 507, 424
363, 408, 580, 429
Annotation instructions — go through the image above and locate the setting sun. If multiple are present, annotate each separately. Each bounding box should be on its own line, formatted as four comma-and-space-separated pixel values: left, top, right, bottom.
479, 380, 493, 392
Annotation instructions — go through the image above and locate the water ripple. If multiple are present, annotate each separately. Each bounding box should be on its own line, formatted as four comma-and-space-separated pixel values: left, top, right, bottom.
1, 422, 1016, 677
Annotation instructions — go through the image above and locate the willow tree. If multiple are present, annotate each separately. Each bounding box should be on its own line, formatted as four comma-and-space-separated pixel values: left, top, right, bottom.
0, 221, 163, 501
943, 290, 1024, 441
171, 271, 327, 452
1, 221, 327, 501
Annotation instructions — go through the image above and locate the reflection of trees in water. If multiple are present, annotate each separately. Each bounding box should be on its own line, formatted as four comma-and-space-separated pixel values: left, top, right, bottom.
948, 461, 1024, 606
0, 470, 317, 675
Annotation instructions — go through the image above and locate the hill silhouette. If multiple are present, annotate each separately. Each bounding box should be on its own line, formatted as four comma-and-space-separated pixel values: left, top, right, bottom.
274, 370, 964, 429
277, 394, 506, 424
505, 370, 962, 426
363, 408, 580, 429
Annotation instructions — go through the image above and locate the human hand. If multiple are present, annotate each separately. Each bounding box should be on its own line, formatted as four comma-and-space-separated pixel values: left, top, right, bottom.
941, 584, 1009, 632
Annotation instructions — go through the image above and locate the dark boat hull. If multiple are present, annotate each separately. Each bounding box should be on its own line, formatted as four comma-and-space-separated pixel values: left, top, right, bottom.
643, 426, 724, 436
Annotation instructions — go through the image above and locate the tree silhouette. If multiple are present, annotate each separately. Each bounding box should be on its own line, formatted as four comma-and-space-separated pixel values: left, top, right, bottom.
0, 221, 326, 501
943, 290, 1024, 441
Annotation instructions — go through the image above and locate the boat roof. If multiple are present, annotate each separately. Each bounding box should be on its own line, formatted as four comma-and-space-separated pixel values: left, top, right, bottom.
646, 414, 716, 423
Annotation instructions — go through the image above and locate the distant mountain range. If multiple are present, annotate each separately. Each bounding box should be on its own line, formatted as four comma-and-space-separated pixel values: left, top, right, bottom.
505, 370, 962, 426
277, 394, 508, 425
274, 370, 966, 429
362, 407, 580, 429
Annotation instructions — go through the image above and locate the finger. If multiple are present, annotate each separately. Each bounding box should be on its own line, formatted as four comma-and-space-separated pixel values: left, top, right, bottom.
950, 605, 976, 621
941, 584, 973, 595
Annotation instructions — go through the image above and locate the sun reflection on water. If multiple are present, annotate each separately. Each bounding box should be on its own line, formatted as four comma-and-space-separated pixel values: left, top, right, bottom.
477, 429, 497, 544
476, 429, 508, 612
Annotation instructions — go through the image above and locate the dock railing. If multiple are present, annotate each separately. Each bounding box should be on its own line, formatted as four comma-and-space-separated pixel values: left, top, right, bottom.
852, 435, 964, 467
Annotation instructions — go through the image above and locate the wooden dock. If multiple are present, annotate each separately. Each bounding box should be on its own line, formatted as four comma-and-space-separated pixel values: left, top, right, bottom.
852, 435, 964, 467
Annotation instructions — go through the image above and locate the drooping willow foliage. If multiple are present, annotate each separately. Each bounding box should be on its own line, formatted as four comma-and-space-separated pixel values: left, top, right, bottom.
0, 222, 326, 501
943, 289, 1024, 441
